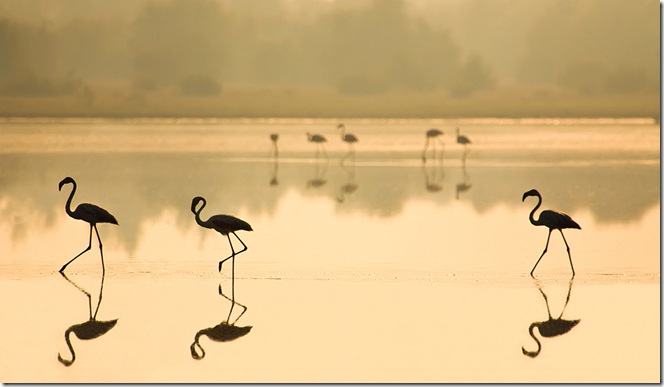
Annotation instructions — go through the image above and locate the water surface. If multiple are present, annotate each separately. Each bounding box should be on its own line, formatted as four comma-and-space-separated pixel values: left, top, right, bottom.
0, 118, 659, 382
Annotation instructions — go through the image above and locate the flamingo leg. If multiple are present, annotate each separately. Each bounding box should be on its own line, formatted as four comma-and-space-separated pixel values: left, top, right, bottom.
559, 230, 576, 276
93, 224, 106, 275
60, 224, 93, 273
218, 232, 248, 273
530, 229, 552, 276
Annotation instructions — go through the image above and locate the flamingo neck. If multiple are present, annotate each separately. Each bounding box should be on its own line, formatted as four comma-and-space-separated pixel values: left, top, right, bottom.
63, 182, 77, 218
193, 200, 209, 228
528, 193, 543, 226
522, 323, 542, 358
58, 328, 76, 366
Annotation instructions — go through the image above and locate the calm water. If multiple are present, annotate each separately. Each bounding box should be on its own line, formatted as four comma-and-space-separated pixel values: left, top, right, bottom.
0, 118, 659, 382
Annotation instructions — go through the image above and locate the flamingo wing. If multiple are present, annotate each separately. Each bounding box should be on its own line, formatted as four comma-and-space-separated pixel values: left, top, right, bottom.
208, 214, 253, 233
73, 203, 118, 225
539, 210, 581, 230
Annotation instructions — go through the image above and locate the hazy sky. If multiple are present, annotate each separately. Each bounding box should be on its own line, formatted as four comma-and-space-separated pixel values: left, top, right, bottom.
0, 0, 658, 117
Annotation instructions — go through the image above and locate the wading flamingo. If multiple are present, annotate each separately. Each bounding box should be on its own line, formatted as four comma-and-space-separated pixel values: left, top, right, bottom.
522, 189, 581, 276
337, 123, 358, 163
191, 196, 253, 274
306, 132, 328, 159
270, 133, 279, 157
456, 127, 471, 154
58, 177, 118, 274
422, 128, 444, 162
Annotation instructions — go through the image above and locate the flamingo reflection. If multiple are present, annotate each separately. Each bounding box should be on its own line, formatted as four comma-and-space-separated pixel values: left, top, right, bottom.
58, 272, 118, 366
421, 155, 444, 193
337, 162, 359, 203
307, 158, 328, 189
190, 283, 252, 360
522, 278, 579, 358
455, 163, 472, 199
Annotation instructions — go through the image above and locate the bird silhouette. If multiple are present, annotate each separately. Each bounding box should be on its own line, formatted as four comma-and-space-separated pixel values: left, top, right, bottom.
58, 271, 118, 366
306, 132, 328, 159
191, 196, 253, 274
337, 123, 358, 163
522, 189, 581, 276
422, 128, 444, 162
422, 159, 444, 193
522, 278, 580, 358
190, 284, 252, 360
270, 133, 279, 158
58, 177, 118, 274
455, 127, 471, 156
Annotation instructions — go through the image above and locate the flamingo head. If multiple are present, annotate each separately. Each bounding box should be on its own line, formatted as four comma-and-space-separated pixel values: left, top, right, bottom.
337, 123, 344, 130
522, 189, 541, 202
58, 176, 75, 191
191, 196, 205, 214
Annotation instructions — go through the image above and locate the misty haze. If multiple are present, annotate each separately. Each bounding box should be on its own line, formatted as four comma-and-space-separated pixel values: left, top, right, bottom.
0, 0, 658, 118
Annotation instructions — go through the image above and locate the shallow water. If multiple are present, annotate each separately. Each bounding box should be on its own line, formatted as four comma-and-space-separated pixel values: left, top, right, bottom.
0, 118, 659, 382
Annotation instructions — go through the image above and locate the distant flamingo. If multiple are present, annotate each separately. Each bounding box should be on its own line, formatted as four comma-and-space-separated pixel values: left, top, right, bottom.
306, 132, 328, 159
522, 278, 580, 358
522, 189, 581, 276
270, 133, 279, 157
455, 127, 471, 154
191, 196, 253, 274
337, 123, 358, 163
422, 128, 444, 162
58, 177, 118, 274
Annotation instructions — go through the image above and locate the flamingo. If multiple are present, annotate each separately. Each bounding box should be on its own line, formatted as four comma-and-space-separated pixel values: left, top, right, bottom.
270, 133, 279, 157
422, 128, 444, 162
522, 278, 580, 358
58, 271, 118, 366
455, 127, 471, 155
58, 177, 118, 274
337, 123, 357, 163
191, 196, 253, 274
306, 132, 328, 159
522, 189, 581, 276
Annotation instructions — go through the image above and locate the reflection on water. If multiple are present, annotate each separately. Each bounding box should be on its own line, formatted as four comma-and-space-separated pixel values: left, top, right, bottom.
58, 272, 118, 366
0, 119, 658, 382
522, 278, 579, 358
455, 164, 472, 199
337, 162, 359, 203
190, 282, 252, 360
422, 157, 444, 193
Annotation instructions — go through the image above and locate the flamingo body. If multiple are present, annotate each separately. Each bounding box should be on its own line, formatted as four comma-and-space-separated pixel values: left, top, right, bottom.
426, 128, 443, 138
306, 132, 327, 143
456, 127, 471, 145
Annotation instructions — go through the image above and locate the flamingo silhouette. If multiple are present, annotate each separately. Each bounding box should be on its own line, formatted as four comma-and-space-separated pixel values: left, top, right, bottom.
522, 189, 581, 276
522, 278, 580, 358
58, 177, 118, 274
455, 127, 471, 155
270, 133, 279, 158
337, 123, 358, 163
190, 284, 252, 360
422, 128, 444, 162
58, 272, 118, 366
306, 132, 328, 159
191, 196, 253, 274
